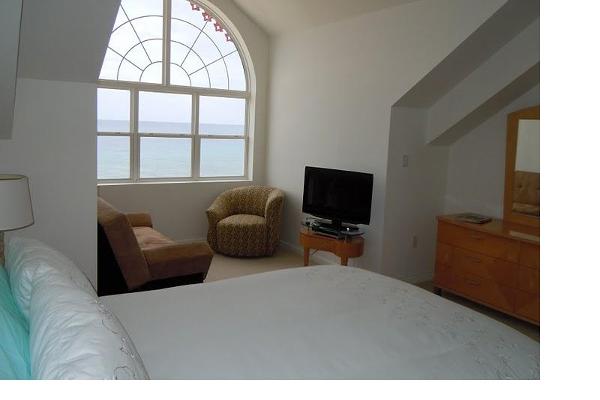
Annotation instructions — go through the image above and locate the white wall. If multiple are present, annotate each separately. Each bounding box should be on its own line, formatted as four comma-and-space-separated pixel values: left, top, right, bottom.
444, 85, 540, 218
99, 0, 270, 241
381, 107, 449, 282
0, 78, 97, 283
266, 0, 505, 270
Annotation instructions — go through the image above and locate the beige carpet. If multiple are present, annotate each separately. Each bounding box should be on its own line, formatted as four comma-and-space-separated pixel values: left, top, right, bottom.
205, 247, 305, 282
205, 248, 540, 342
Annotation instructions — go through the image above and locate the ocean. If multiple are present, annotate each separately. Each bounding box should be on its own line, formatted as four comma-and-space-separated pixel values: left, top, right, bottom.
97, 120, 245, 179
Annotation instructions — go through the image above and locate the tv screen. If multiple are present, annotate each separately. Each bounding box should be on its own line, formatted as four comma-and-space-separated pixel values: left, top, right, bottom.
302, 166, 373, 226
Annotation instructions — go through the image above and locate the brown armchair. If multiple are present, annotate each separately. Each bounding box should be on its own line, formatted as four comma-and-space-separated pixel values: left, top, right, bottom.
206, 186, 284, 257
97, 197, 213, 296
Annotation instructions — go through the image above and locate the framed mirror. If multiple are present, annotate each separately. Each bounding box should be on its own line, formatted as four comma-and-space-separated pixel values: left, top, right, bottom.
504, 105, 540, 227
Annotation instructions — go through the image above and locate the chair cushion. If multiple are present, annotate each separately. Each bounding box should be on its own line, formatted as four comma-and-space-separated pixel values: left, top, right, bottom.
133, 227, 173, 250
144, 242, 213, 281
216, 214, 267, 257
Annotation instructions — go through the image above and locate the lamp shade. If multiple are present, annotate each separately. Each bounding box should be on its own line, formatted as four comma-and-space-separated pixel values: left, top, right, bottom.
0, 175, 34, 231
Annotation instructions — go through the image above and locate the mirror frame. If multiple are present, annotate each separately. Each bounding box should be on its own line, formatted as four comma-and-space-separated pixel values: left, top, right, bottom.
503, 105, 540, 227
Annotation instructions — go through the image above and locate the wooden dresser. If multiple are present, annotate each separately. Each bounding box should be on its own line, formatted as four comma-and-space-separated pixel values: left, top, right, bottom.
434, 215, 540, 325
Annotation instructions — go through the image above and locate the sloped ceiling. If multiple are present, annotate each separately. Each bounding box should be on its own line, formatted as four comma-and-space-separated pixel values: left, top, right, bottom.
17, 0, 119, 83
397, 0, 539, 107
232, 0, 418, 36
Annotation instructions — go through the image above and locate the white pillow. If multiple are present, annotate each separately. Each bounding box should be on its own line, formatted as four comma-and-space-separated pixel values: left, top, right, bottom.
5, 237, 148, 379
5, 237, 96, 319
29, 269, 149, 379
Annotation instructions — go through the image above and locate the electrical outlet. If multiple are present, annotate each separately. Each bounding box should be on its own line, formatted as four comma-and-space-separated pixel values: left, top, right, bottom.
402, 155, 409, 167
412, 235, 418, 248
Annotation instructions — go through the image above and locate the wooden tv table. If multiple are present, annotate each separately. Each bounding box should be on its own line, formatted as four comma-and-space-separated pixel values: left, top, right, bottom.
299, 227, 364, 266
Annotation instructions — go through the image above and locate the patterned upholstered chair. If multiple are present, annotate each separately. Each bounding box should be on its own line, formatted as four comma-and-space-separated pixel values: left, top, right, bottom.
206, 186, 285, 257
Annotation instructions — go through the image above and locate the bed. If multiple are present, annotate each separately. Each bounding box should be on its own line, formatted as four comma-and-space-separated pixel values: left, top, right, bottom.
102, 265, 540, 379
2, 238, 539, 380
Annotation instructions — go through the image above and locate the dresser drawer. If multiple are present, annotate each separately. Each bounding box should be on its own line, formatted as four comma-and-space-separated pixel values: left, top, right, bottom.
515, 290, 540, 323
435, 242, 453, 266
434, 262, 454, 288
451, 273, 515, 313
519, 243, 540, 269
517, 267, 539, 294
438, 222, 520, 262
452, 248, 518, 288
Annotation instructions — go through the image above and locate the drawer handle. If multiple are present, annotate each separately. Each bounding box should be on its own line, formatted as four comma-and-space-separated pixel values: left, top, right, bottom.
466, 255, 482, 263
465, 278, 481, 286
470, 234, 485, 240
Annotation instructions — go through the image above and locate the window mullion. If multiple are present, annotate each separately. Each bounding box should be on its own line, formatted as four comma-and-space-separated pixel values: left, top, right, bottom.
163, 0, 171, 86
198, 135, 245, 139
98, 80, 249, 99
244, 97, 249, 177
97, 132, 130, 137
138, 133, 193, 138
132, 89, 140, 182
192, 93, 200, 179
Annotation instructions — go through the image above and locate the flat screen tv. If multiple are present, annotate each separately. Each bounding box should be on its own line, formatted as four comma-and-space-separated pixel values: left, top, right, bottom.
302, 166, 373, 228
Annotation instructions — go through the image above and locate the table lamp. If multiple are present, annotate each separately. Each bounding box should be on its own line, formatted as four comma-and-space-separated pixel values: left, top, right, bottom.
0, 175, 34, 266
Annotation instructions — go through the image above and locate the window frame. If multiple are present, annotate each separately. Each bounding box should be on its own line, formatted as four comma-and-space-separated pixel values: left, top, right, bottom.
97, 0, 251, 184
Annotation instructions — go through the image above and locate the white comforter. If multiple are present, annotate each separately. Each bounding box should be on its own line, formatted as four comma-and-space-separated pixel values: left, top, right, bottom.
102, 265, 540, 379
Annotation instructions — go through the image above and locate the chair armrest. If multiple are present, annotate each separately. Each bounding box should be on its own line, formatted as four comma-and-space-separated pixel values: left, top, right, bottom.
126, 213, 153, 228
265, 189, 284, 222
206, 202, 229, 223
143, 241, 214, 280
264, 189, 284, 254
206, 194, 231, 250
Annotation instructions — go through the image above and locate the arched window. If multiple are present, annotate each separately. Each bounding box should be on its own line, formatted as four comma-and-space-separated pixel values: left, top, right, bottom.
97, 0, 250, 182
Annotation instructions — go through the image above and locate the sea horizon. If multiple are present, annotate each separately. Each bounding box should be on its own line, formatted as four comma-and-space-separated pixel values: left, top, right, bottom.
97, 120, 245, 179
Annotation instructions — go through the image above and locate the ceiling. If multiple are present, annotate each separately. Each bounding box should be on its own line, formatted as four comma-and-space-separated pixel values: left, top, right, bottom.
232, 0, 419, 35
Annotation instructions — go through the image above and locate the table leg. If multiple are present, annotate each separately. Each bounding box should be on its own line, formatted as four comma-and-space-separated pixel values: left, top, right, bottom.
303, 247, 310, 266
340, 255, 348, 266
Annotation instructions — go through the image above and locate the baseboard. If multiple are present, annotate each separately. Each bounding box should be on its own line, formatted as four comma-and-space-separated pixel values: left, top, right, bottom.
279, 240, 337, 265
394, 271, 435, 285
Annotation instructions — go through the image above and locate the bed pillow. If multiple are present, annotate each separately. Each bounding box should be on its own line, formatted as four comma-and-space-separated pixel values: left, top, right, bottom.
0, 267, 31, 379
28, 269, 149, 379
4, 237, 96, 319
4, 237, 148, 379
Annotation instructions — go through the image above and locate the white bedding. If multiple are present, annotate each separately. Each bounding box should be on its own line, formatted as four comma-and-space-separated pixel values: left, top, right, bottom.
102, 265, 540, 379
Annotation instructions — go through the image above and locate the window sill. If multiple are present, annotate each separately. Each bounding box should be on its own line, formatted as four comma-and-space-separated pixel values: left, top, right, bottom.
97, 178, 252, 187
